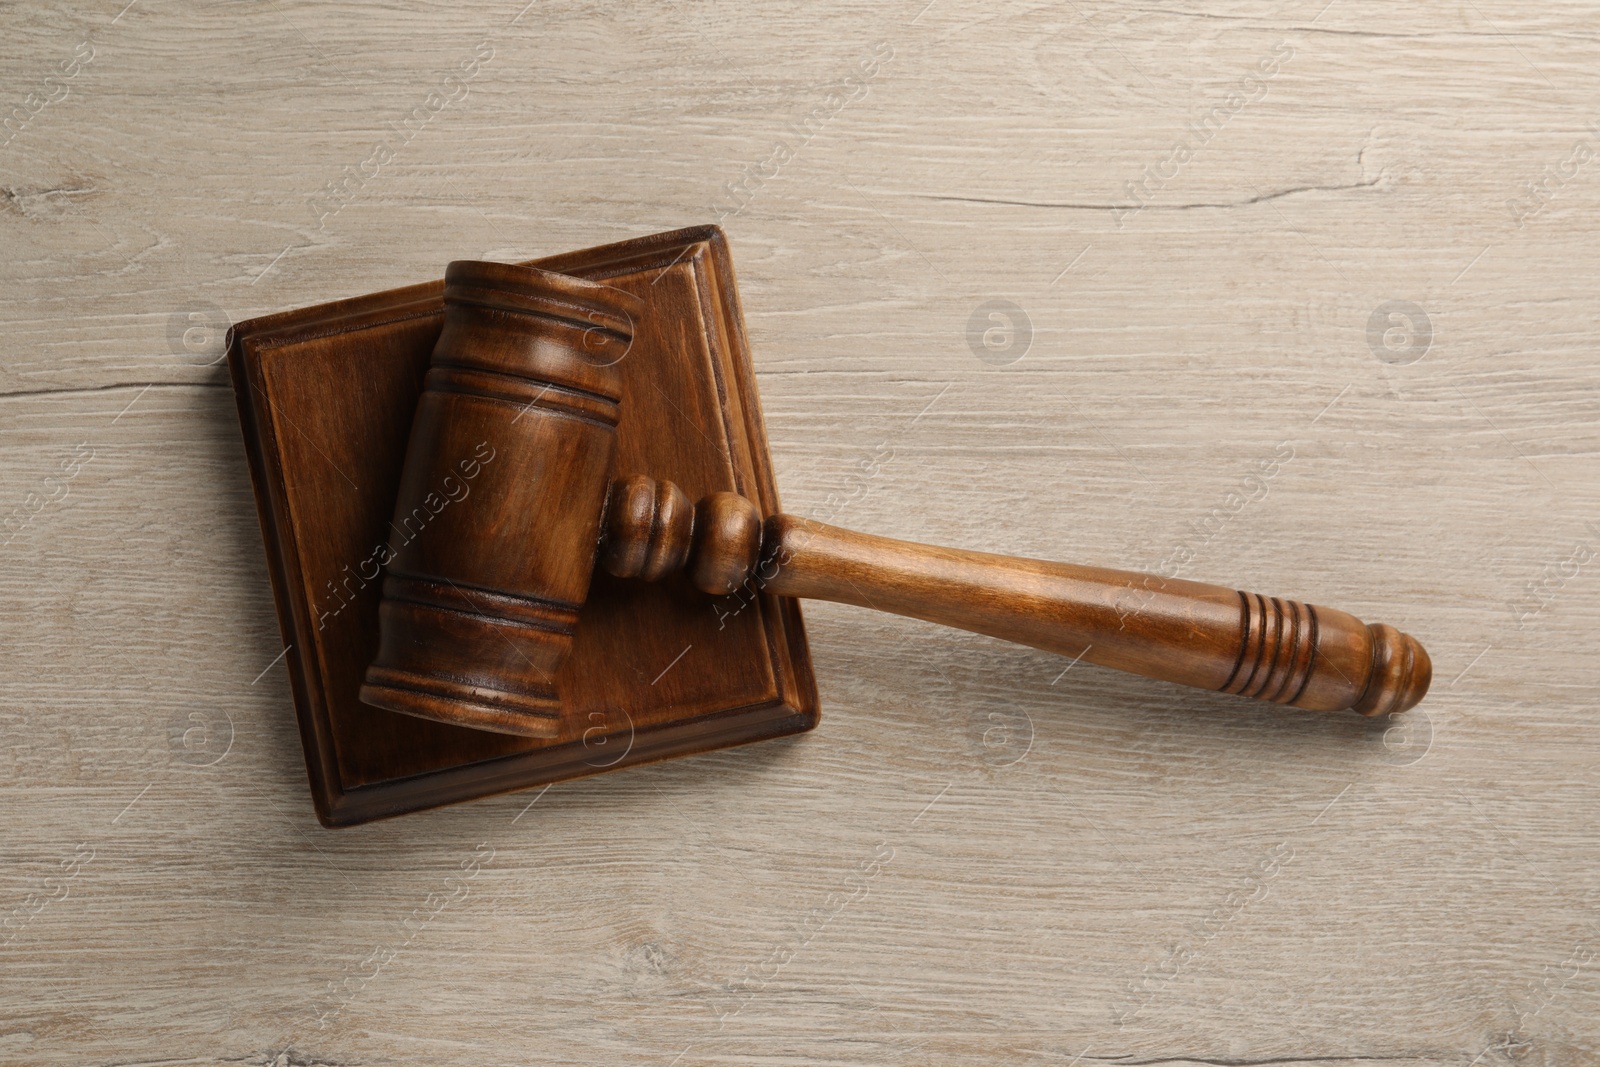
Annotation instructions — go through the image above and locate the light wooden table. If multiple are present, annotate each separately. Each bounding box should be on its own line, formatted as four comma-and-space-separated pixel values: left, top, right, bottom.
3, 1, 1597, 1064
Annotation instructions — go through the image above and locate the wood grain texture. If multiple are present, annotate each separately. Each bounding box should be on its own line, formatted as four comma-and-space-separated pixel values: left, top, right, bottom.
604, 477, 1429, 715
228, 228, 818, 824
2, 0, 1598, 1065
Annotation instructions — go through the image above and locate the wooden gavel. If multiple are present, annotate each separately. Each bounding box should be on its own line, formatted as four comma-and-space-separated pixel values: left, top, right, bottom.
359, 261, 1431, 739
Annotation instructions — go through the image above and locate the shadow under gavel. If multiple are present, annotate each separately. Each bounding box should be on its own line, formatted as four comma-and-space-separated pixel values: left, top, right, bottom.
359, 261, 1431, 739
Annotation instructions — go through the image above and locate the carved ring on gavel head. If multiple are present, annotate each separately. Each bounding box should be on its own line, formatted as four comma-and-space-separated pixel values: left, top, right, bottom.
358, 261, 643, 738
360, 261, 1431, 739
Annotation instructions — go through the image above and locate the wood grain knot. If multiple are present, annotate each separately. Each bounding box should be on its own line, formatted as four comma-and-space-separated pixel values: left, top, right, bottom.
1221, 591, 1319, 705
600, 475, 762, 596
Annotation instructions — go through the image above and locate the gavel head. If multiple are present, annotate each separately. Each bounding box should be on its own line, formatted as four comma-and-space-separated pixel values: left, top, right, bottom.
359, 261, 643, 738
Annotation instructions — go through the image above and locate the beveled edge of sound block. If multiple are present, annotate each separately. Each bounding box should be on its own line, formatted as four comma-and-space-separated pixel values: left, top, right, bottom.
228, 226, 819, 826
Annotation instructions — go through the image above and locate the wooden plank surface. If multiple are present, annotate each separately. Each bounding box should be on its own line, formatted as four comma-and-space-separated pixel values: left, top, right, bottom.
2, 0, 1597, 1063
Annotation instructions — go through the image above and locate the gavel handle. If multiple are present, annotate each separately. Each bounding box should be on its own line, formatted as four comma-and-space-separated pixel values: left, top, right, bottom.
600, 478, 1432, 716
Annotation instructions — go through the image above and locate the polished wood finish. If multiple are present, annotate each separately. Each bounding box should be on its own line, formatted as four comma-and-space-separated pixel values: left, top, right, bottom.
600, 477, 1432, 718
359, 262, 644, 738
757, 521, 1430, 716
234, 225, 1428, 819
227, 227, 818, 826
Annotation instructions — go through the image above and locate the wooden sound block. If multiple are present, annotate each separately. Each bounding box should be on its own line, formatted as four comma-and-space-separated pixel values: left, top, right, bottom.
229, 226, 819, 827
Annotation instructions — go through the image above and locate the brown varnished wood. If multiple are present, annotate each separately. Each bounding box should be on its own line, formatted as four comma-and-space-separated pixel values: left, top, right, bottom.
227, 227, 818, 826
359, 262, 643, 737
232, 226, 1430, 825
600, 478, 1431, 719
752, 519, 1430, 717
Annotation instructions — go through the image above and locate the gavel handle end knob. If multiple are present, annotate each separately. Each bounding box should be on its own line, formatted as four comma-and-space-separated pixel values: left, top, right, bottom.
1349, 623, 1432, 717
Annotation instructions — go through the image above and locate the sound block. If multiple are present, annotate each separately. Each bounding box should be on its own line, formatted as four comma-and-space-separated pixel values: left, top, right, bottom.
229, 226, 819, 827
